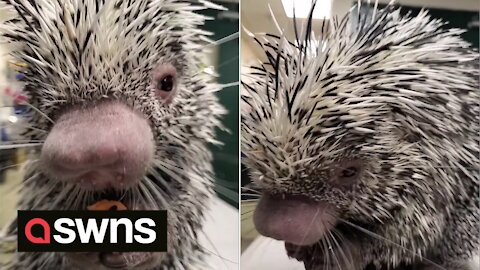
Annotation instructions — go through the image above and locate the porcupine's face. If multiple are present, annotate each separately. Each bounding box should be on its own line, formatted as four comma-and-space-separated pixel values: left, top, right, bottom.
242, 4, 478, 249
1, 0, 223, 269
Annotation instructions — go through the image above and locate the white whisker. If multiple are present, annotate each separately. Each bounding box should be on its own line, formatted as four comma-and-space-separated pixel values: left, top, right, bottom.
199, 230, 237, 268
220, 81, 239, 90
329, 230, 351, 270
138, 181, 161, 210
325, 232, 341, 270
208, 31, 239, 47
144, 177, 170, 209
0, 143, 43, 150
339, 218, 448, 270
22, 102, 55, 124
299, 206, 321, 246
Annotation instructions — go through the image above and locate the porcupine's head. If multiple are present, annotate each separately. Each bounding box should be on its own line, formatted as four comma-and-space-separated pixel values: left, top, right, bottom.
0, 0, 224, 269
242, 1, 479, 264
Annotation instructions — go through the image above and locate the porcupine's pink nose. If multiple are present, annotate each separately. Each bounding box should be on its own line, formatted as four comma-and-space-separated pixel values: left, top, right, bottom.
40, 102, 154, 190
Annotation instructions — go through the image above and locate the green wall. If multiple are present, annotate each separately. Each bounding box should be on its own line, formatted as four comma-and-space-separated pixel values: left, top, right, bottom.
201, 6, 239, 208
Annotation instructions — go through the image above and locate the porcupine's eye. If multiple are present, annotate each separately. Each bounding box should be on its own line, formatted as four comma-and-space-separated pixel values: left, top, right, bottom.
333, 161, 362, 187
159, 75, 175, 92
153, 64, 177, 101
341, 167, 358, 178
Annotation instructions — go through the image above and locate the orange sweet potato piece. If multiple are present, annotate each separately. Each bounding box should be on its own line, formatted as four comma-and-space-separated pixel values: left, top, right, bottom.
87, 200, 127, 211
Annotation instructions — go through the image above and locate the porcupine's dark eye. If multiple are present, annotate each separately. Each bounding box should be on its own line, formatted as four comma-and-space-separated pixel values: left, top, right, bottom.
341, 167, 358, 178
159, 75, 175, 92
334, 161, 362, 187
153, 63, 177, 101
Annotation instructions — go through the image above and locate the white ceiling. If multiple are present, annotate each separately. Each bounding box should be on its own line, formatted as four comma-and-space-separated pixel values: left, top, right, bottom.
241, 0, 479, 61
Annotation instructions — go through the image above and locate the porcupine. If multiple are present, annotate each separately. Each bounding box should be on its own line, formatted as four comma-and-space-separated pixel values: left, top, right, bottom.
0, 0, 225, 269
242, 1, 479, 270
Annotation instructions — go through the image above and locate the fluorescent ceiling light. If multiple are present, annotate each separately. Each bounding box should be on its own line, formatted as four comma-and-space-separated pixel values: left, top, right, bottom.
281, 0, 331, 19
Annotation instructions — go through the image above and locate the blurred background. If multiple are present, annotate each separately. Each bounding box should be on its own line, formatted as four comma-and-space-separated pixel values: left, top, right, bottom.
0, 1, 239, 269
240, 0, 479, 269
202, 1, 240, 209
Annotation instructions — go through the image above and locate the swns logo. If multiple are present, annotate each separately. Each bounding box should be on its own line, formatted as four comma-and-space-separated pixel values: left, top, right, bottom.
17, 211, 167, 252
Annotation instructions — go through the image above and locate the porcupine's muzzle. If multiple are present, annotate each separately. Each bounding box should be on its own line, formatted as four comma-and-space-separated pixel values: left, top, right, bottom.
254, 194, 338, 246
40, 101, 154, 191
40, 102, 158, 268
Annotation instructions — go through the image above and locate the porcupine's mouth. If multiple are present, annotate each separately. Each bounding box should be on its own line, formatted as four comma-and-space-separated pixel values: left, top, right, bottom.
76, 189, 158, 269
87, 188, 142, 210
